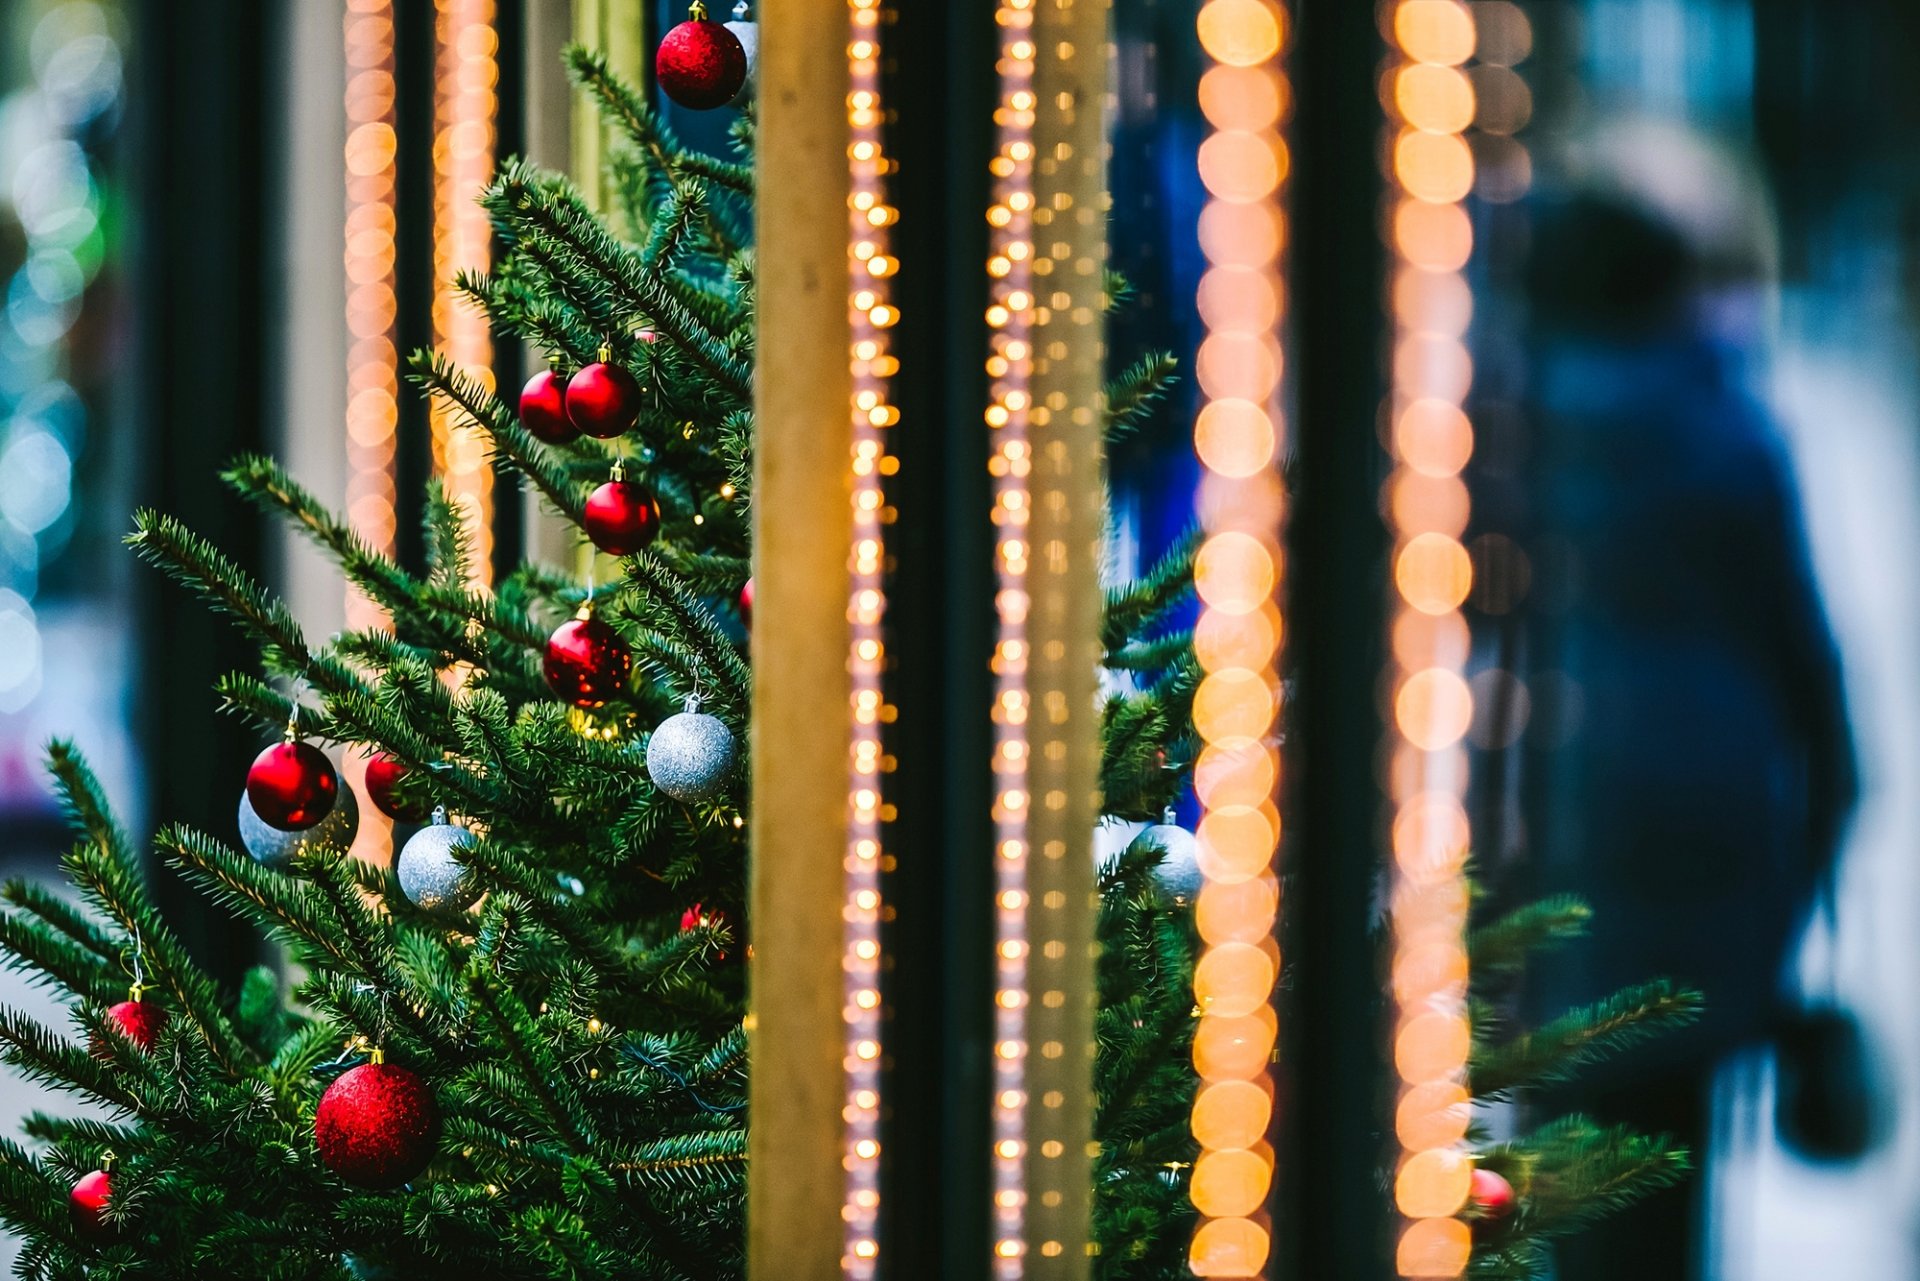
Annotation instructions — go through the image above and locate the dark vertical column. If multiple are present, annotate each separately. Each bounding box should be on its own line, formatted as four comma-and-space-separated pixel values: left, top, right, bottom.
392, 0, 438, 576
1279, 1, 1392, 1278
493, 0, 529, 578
878, 2, 998, 1279
130, 0, 280, 978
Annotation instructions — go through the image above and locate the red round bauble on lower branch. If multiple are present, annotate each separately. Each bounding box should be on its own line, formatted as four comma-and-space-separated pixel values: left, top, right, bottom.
519, 362, 576, 444
583, 469, 661, 556
1469, 1166, 1517, 1231
95, 988, 167, 1056
564, 347, 642, 439
656, 4, 748, 110
315, 1055, 439, 1189
544, 605, 632, 709
69, 1158, 114, 1238
364, 751, 430, 823
738, 575, 753, 624
246, 740, 338, 830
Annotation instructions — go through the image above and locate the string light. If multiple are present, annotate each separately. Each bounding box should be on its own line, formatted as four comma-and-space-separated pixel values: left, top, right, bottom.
1187, 2, 1289, 1278
431, 0, 498, 591
342, 0, 399, 865
987, 0, 1037, 1270
843, 0, 893, 1275
1386, 3, 1478, 1278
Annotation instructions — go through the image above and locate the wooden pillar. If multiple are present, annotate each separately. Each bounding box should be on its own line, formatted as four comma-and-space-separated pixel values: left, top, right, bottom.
1022, 0, 1109, 1273
748, 1, 852, 1279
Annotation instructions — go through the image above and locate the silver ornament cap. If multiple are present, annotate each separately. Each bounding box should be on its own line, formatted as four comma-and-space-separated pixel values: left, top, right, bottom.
238, 782, 359, 870
396, 808, 480, 914
1138, 809, 1202, 903
646, 698, 738, 803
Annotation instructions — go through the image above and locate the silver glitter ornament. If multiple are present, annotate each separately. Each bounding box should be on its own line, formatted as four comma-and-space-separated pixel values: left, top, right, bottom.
238, 782, 359, 870
1138, 808, 1202, 903
646, 697, 738, 803
725, 3, 758, 104
396, 809, 480, 914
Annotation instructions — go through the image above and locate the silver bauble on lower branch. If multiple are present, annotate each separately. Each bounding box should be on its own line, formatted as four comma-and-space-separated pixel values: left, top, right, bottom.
725, 3, 758, 104
396, 809, 480, 914
1137, 807, 1202, 904
238, 783, 359, 870
645, 697, 738, 803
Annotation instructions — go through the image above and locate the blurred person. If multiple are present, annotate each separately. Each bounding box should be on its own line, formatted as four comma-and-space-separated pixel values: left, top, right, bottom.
1517, 123, 1862, 1281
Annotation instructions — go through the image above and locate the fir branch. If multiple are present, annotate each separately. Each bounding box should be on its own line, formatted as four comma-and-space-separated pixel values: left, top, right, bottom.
1102, 529, 1201, 652
409, 352, 590, 525
1469, 896, 1593, 977
1471, 981, 1704, 1097
47, 744, 251, 1076
1104, 352, 1180, 445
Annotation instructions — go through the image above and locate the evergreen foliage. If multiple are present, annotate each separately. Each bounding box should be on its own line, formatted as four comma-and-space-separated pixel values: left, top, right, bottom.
1463, 896, 1704, 1276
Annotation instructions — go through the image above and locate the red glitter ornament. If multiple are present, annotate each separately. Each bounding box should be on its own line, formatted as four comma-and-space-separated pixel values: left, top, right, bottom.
314, 1057, 439, 1189
246, 741, 338, 831
565, 347, 642, 439
364, 751, 429, 823
544, 607, 633, 708
70, 1166, 113, 1237
583, 475, 661, 556
96, 993, 167, 1056
519, 364, 576, 444
739, 576, 753, 623
656, 6, 748, 111
1469, 1166, 1517, 1228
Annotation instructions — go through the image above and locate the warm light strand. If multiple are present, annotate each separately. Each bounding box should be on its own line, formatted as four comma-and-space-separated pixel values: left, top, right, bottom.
1386, 3, 1478, 1278
987, 0, 1037, 1272
430, 0, 498, 590
343, 0, 400, 864
842, 0, 893, 1274
1187, 2, 1290, 1278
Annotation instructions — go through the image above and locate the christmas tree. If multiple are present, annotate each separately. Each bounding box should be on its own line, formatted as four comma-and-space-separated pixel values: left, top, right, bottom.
0, 36, 1700, 1281
0, 43, 1203, 1277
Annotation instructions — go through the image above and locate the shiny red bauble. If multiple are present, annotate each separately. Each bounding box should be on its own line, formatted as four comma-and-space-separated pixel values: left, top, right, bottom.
70, 1168, 112, 1237
657, 16, 748, 110
564, 359, 642, 439
544, 613, 633, 708
583, 480, 661, 555
364, 751, 429, 823
1469, 1167, 1517, 1225
246, 741, 338, 831
97, 998, 167, 1055
315, 1060, 439, 1189
519, 367, 576, 444
739, 576, 753, 623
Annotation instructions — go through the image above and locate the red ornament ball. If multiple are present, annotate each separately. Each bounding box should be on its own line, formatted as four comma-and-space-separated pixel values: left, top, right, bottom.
656, 17, 747, 111
565, 358, 642, 439
1470, 1167, 1517, 1224
680, 902, 727, 932
519, 367, 576, 444
315, 1060, 439, 1189
97, 998, 167, 1055
70, 1168, 112, 1237
739, 576, 753, 623
246, 741, 338, 831
364, 751, 429, 823
544, 613, 633, 708
583, 480, 661, 556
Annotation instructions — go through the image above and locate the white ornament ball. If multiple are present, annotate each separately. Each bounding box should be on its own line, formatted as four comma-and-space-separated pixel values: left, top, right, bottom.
396, 815, 480, 914
1139, 821, 1202, 903
238, 784, 358, 870
725, 4, 758, 103
646, 706, 738, 803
